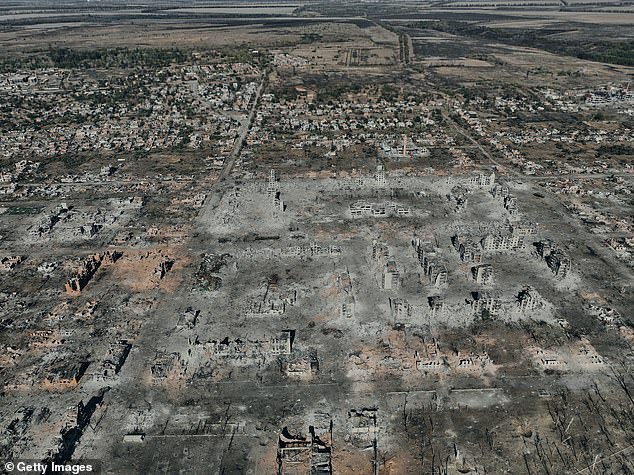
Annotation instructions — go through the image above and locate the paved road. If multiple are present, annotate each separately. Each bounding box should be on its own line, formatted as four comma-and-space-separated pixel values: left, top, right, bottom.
196, 72, 267, 226
444, 112, 521, 177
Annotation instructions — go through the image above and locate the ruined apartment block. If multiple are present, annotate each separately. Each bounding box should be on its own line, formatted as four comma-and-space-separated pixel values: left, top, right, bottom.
267, 168, 285, 212
472, 264, 494, 285
469, 291, 502, 317
428, 295, 446, 318
413, 238, 448, 286
370, 239, 402, 290
341, 298, 355, 318
511, 222, 537, 239
534, 239, 571, 277
380, 257, 400, 290
481, 232, 524, 252
504, 195, 518, 215
390, 297, 413, 321
350, 200, 410, 218
455, 351, 494, 373
375, 163, 386, 187
190, 330, 295, 362
467, 172, 496, 189
452, 234, 483, 263
517, 286, 543, 312
490, 182, 510, 198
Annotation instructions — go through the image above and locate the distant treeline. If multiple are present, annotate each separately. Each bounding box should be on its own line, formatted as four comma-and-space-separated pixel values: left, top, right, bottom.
576, 42, 634, 67
48, 47, 189, 69
0, 47, 191, 71
596, 144, 634, 156
0, 46, 271, 72
442, 3, 560, 6
418, 20, 634, 67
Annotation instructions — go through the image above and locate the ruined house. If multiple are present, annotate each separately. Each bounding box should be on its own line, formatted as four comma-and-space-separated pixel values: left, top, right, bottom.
42, 361, 90, 391
64, 250, 122, 295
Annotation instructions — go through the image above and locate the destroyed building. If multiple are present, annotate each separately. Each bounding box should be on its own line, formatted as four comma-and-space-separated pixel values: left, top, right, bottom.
447, 185, 468, 212
375, 163, 386, 187
467, 172, 496, 189
511, 222, 537, 238
413, 238, 447, 286
244, 276, 298, 318
281, 352, 319, 379
452, 234, 483, 263
348, 408, 378, 442
504, 195, 518, 214
267, 169, 285, 211
340, 298, 355, 319
64, 250, 122, 295
389, 297, 413, 321
469, 291, 502, 317
150, 352, 186, 385
371, 240, 389, 264
42, 361, 90, 391
415, 338, 444, 373
587, 304, 622, 326
91, 341, 132, 381
428, 295, 446, 318
194, 330, 295, 362
490, 182, 510, 198
0, 255, 24, 271
370, 240, 401, 290
29, 203, 70, 237
456, 351, 494, 372
281, 242, 342, 258
517, 286, 542, 312
481, 232, 523, 252
153, 257, 174, 281
472, 264, 494, 285
381, 257, 401, 290
350, 201, 384, 217
350, 201, 410, 218
545, 250, 571, 277
269, 330, 295, 355
534, 240, 571, 277
277, 415, 332, 475
176, 308, 200, 330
